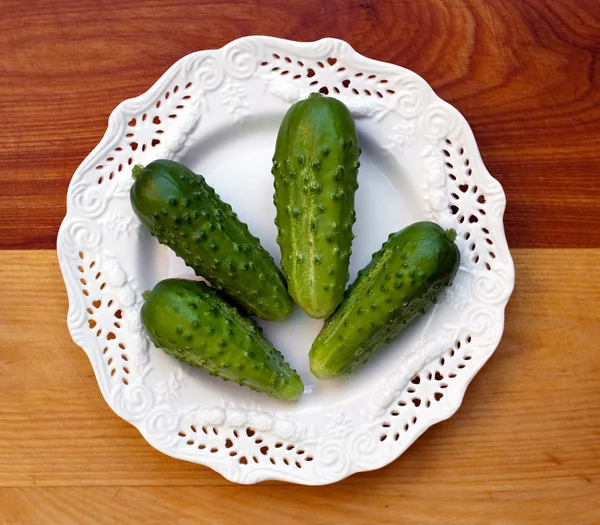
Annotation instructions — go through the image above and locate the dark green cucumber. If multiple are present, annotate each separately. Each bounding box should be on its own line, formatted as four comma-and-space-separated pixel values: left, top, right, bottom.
272, 93, 360, 319
142, 279, 304, 401
309, 222, 460, 379
131, 159, 293, 321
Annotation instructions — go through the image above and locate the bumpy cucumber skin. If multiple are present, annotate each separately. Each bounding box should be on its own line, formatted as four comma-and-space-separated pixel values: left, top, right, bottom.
309, 222, 460, 380
272, 93, 360, 319
142, 279, 304, 401
131, 160, 293, 321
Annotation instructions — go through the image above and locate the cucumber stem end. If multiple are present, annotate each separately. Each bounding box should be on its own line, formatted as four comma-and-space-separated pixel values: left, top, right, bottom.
132, 164, 145, 180
445, 228, 457, 243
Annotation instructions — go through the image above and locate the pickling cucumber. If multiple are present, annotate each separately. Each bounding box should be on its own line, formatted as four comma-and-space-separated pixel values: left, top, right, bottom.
272, 93, 360, 319
309, 222, 460, 379
131, 160, 293, 321
142, 278, 304, 401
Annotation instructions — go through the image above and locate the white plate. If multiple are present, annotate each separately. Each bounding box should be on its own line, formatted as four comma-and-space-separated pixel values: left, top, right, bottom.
57, 36, 514, 485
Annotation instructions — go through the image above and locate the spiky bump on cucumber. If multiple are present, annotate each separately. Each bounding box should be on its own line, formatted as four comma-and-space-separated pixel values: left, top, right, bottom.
309, 222, 460, 380
272, 92, 360, 319
142, 279, 304, 401
130, 159, 293, 321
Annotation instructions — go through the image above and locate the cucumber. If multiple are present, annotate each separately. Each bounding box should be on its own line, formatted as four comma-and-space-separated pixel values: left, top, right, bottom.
272, 93, 360, 319
130, 160, 293, 321
142, 279, 304, 401
309, 222, 460, 379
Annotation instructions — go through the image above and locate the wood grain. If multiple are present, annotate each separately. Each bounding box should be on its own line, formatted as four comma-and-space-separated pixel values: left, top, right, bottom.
1, 0, 600, 249
1, 249, 599, 523
2, 0, 600, 522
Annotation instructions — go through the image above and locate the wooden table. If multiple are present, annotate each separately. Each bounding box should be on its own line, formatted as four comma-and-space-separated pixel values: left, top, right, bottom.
1, 1, 599, 523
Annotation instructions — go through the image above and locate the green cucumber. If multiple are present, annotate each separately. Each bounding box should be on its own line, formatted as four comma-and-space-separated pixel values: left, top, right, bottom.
130, 159, 293, 321
272, 93, 360, 319
309, 222, 460, 379
142, 279, 304, 401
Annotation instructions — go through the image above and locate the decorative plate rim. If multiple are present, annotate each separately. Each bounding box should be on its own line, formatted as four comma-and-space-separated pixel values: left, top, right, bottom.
57, 36, 515, 485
